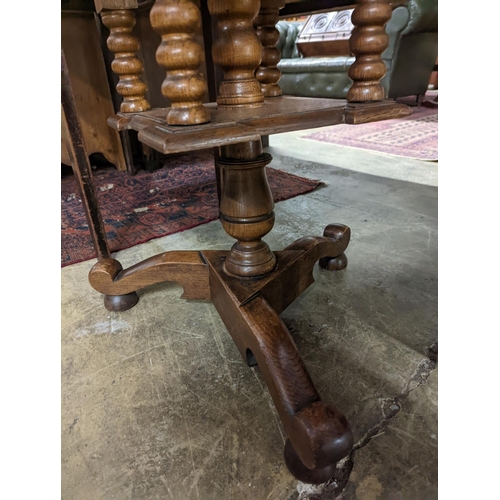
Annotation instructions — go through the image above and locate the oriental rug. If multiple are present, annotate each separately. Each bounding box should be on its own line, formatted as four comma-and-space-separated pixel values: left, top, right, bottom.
61, 150, 322, 267
301, 93, 438, 161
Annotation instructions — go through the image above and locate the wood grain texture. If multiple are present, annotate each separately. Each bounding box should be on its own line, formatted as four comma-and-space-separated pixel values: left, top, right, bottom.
347, 0, 391, 102
61, 14, 127, 171
61, 50, 111, 262
344, 100, 412, 124
94, 0, 139, 13
86, 216, 353, 482
208, 0, 264, 107
88, 251, 210, 300
218, 140, 276, 277
150, 0, 211, 125
101, 8, 151, 112
106, 96, 346, 153
254, 0, 285, 97
203, 223, 351, 315
204, 225, 353, 481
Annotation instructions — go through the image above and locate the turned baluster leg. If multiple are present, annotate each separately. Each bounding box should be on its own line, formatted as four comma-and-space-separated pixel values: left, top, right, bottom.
150, 0, 211, 125
208, 0, 264, 107
100, 9, 150, 113
347, 0, 392, 102
219, 140, 276, 277
254, 0, 285, 97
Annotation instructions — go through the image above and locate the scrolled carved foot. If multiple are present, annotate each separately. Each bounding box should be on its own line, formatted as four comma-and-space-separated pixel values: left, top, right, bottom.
104, 292, 139, 312
319, 224, 350, 271
88, 252, 210, 305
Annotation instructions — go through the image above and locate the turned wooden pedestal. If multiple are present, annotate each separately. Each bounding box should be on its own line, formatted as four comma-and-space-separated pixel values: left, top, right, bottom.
64, 0, 414, 485
89, 220, 353, 484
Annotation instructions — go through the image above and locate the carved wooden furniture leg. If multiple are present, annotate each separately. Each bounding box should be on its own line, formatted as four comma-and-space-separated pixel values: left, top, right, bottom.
208, 0, 264, 107
150, 0, 211, 125
88, 251, 210, 303
87, 215, 353, 482
100, 9, 151, 113
254, 0, 285, 97
206, 280, 353, 484
63, 46, 140, 311
345, 0, 411, 124
202, 136, 354, 482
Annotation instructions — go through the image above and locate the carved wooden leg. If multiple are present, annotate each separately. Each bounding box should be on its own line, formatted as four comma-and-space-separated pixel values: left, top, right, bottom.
100, 9, 150, 113
208, 0, 264, 107
218, 140, 276, 277
203, 226, 353, 483
345, 0, 411, 124
150, 0, 211, 125
88, 251, 211, 311
254, 0, 285, 97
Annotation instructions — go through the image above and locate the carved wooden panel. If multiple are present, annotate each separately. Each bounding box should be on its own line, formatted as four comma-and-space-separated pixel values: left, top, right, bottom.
297, 8, 355, 57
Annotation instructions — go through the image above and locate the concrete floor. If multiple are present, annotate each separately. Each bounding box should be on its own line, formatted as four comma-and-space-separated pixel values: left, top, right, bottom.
61, 130, 438, 500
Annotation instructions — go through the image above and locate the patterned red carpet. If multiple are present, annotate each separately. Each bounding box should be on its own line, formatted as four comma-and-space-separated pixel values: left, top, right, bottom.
61, 150, 321, 267
301, 93, 438, 161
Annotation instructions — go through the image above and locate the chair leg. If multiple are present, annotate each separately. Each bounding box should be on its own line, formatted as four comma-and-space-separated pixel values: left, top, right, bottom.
63, 50, 142, 311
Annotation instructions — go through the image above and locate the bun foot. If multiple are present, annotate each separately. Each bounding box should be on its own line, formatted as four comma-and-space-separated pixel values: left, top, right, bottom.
104, 292, 139, 312
284, 439, 336, 484
319, 253, 348, 271
319, 224, 350, 271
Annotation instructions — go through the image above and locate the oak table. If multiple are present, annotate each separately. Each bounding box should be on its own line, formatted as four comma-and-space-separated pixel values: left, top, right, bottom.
63, 0, 411, 485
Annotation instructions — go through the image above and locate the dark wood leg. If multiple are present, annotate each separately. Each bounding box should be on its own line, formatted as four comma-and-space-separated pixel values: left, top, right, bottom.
88, 252, 210, 301
119, 130, 137, 175
62, 49, 139, 311
345, 0, 411, 124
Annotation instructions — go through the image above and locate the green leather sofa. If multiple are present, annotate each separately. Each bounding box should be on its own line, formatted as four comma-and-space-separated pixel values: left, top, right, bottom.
277, 0, 438, 100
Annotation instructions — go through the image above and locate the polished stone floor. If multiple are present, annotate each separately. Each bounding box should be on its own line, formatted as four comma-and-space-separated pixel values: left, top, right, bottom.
61, 130, 438, 500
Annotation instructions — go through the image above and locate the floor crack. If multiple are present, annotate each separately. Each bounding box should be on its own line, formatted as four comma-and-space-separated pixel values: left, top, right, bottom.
353, 341, 437, 454
298, 342, 438, 499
